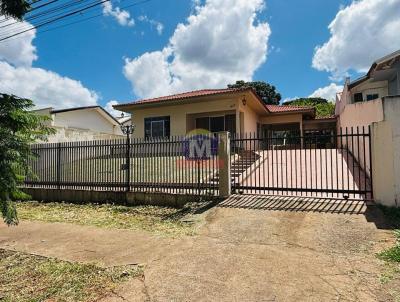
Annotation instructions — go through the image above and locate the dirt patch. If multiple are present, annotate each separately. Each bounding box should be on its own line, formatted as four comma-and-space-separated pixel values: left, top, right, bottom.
16, 201, 199, 237
1, 196, 398, 301
0, 248, 143, 302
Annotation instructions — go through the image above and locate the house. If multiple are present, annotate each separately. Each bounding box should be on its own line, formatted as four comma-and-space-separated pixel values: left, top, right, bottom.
336, 49, 400, 128
113, 88, 336, 140
33, 105, 124, 142
117, 113, 132, 126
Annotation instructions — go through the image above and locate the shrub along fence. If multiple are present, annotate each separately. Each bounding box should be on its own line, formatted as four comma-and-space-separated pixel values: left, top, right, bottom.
24, 135, 222, 197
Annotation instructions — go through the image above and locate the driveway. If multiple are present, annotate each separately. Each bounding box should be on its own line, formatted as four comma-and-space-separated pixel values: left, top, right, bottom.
0, 195, 395, 301
234, 149, 371, 199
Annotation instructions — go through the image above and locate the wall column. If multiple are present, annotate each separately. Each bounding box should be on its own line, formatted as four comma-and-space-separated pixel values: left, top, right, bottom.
371, 121, 397, 207
218, 132, 231, 198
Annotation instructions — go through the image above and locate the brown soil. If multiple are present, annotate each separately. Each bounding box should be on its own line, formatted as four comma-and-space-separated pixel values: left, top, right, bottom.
0, 196, 397, 301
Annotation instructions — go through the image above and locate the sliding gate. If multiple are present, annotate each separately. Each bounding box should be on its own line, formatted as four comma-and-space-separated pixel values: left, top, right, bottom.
230, 127, 373, 200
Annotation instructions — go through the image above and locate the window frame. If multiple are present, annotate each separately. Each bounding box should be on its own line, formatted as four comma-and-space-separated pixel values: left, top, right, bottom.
195, 114, 236, 134
144, 116, 170, 139
366, 93, 379, 101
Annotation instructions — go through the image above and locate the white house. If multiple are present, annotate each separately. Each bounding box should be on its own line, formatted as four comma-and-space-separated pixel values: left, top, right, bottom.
33, 105, 124, 142
336, 49, 400, 120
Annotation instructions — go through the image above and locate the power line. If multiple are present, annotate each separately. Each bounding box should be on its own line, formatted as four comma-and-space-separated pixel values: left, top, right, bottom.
40, 0, 150, 34
0, 0, 91, 29
0, 0, 52, 25
0, 0, 151, 43
0, 0, 111, 41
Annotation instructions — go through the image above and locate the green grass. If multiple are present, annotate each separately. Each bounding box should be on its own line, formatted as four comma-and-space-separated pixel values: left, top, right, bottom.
31, 156, 217, 184
378, 206, 400, 263
378, 230, 400, 263
0, 248, 143, 302
16, 201, 197, 237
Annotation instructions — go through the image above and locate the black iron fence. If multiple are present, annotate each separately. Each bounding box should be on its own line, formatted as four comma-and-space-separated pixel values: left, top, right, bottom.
24, 136, 220, 196
230, 126, 372, 200
24, 127, 373, 200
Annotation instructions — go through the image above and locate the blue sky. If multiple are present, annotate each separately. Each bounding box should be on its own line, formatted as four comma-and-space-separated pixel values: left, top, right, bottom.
1, 0, 399, 114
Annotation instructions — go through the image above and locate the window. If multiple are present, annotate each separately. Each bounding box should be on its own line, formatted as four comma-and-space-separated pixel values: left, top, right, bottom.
195, 114, 236, 133
195, 117, 209, 130
144, 116, 170, 138
210, 116, 224, 132
354, 93, 363, 102
366, 93, 379, 101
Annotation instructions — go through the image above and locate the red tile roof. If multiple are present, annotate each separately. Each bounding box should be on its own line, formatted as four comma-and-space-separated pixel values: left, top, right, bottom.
265, 104, 314, 113
115, 88, 250, 107
114, 88, 315, 115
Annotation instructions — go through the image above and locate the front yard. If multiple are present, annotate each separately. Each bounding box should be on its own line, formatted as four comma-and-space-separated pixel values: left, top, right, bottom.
1, 198, 400, 301
0, 248, 143, 302
16, 201, 200, 237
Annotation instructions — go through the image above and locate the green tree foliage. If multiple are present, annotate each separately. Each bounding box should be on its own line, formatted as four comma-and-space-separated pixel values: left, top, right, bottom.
227, 80, 282, 105
0, 0, 30, 20
283, 97, 335, 118
0, 94, 54, 225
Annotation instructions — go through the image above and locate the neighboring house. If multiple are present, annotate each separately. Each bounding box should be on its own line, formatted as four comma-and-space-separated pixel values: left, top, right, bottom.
33, 105, 124, 142
336, 49, 400, 128
113, 88, 336, 140
117, 113, 132, 126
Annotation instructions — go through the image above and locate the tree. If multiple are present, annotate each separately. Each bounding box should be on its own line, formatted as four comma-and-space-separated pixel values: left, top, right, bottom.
0, 94, 54, 225
227, 80, 282, 105
283, 97, 335, 118
0, 0, 30, 20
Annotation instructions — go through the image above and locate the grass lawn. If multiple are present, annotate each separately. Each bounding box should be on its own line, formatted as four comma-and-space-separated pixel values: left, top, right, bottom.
31, 156, 218, 184
378, 205, 400, 263
0, 248, 143, 302
376, 205, 400, 300
16, 201, 198, 237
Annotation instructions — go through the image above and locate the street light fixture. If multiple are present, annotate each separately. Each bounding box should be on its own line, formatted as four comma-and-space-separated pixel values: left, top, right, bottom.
120, 124, 135, 138
120, 124, 135, 192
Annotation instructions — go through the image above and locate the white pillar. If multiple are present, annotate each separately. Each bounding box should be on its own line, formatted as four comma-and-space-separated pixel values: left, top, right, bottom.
371, 121, 398, 207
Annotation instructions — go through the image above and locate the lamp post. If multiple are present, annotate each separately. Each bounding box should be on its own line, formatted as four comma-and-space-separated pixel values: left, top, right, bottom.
120, 124, 135, 191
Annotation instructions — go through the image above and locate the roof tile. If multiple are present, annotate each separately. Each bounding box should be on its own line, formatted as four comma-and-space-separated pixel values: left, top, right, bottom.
116, 88, 315, 115
118, 88, 249, 106
265, 104, 314, 113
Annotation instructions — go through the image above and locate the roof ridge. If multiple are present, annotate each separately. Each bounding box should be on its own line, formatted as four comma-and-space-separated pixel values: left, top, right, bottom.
116, 87, 250, 107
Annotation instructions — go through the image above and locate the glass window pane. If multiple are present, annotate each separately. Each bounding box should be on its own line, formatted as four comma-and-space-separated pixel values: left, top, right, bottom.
151, 120, 164, 137
210, 116, 224, 132
225, 114, 236, 134
196, 117, 210, 131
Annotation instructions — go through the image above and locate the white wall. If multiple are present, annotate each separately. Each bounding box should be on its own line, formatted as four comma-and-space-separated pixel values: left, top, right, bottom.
53, 109, 120, 135
371, 96, 400, 207
351, 80, 388, 102
43, 126, 124, 143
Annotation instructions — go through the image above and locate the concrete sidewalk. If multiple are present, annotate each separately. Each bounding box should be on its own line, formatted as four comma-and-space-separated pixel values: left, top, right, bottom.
0, 199, 395, 301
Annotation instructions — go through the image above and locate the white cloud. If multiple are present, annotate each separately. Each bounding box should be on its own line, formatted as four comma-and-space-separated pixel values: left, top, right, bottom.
0, 18, 99, 109
138, 15, 164, 35
124, 0, 270, 98
309, 83, 343, 101
0, 16, 37, 67
312, 0, 400, 78
105, 100, 125, 117
281, 96, 299, 104
0, 61, 98, 109
102, 1, 134, 27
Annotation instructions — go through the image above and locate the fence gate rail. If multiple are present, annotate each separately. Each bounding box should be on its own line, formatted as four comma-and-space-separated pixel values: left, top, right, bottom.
24, 135, 220, 196
230, 126, 373, 200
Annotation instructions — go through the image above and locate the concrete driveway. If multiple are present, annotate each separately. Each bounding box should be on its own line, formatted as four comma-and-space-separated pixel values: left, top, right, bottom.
0, 195, 395, 301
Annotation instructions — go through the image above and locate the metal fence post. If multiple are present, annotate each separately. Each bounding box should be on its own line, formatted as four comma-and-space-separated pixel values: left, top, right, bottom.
126, 136, 130, 192
218, 131, 231, 198
57, 142, 61, 189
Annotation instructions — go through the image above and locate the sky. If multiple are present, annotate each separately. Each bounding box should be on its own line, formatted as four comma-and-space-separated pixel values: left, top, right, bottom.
0, 0, 400, 116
